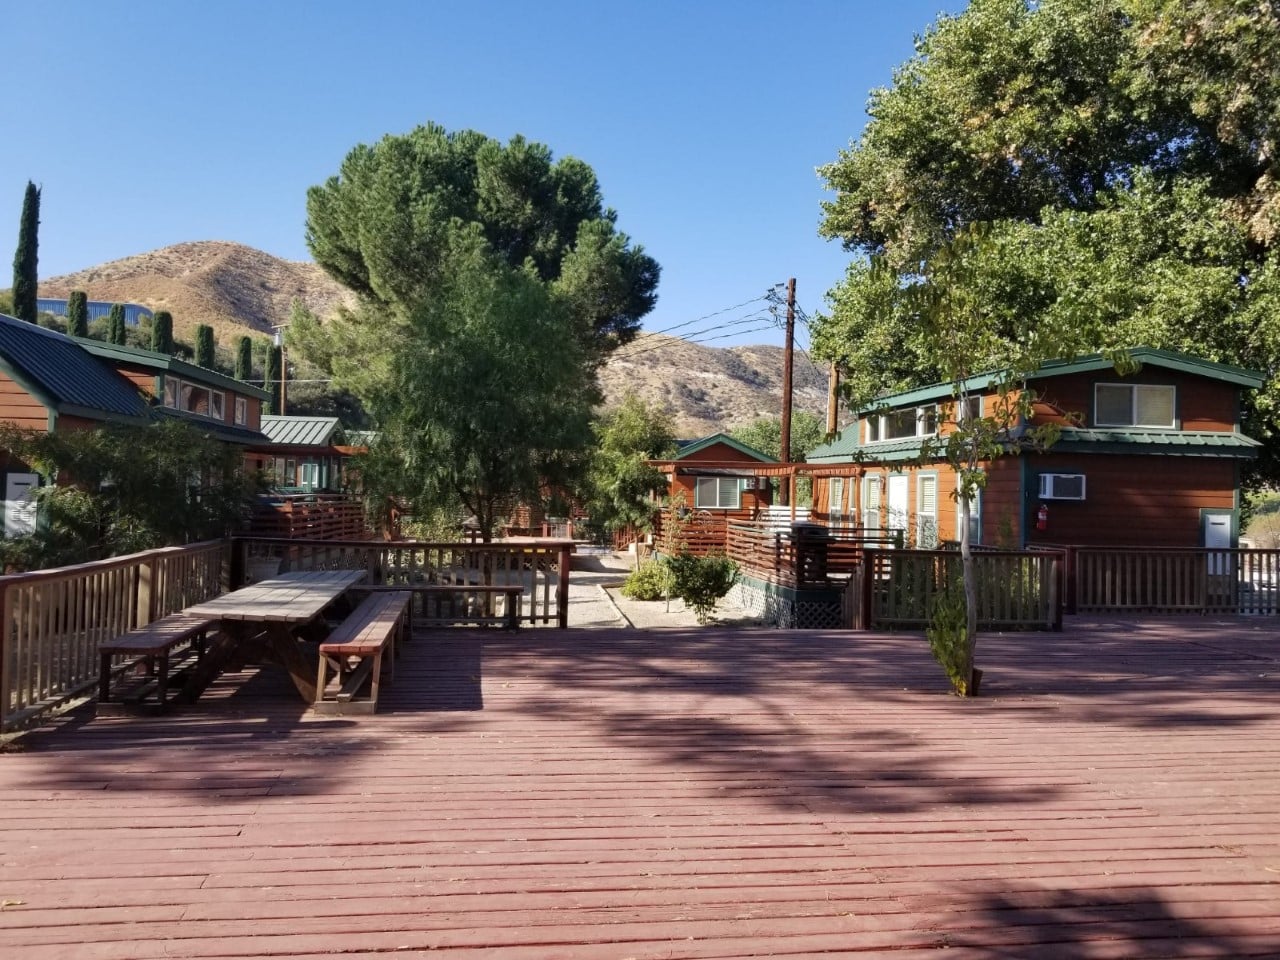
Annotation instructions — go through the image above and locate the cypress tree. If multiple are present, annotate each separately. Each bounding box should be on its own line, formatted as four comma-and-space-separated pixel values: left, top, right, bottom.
234, 335, 252, 380
107, 303, 127, 345
11, 181, 39, 323
151, 310, 173, 353
195, 324, 215, 368
67, 290, 89, 337
264, 344, 282, 415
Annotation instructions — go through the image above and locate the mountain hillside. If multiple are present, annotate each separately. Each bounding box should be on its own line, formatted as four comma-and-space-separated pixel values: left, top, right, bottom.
39, 241, 829, 436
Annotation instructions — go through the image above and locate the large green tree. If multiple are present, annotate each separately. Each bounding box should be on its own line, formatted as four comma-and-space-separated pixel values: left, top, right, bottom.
151, 310, 173, 353
12, 181, 39, 323
305, 122, 659, 363
583, 394, 677, 538
814, 0, 1280, 481
107, 303, 127, 345
195, 324, 215, 368
361, 241, 596, 541
234, 335, 252, 380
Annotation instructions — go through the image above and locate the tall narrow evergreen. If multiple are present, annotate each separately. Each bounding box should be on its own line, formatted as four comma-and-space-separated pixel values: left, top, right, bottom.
195, 324, 215, 368
264, 344, 282, 415
11, 181, 40, 323
234, 335, 252, 380
151, 310, 173, 353
107, 303, 126, 345
66, 290, 89, 337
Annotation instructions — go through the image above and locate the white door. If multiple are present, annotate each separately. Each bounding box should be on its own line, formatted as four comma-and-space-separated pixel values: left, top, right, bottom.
887, 475, 908, 544
1204, 513, 1232, 575
4, 472, 39, 538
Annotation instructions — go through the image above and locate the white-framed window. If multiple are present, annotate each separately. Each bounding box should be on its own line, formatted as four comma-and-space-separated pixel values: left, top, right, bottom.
234, 396, 248, 426
300, 462, 319, 490
917, 473, 939, 548
865, 404, 938, 444
163, 377, 179, 408
1095, 383, 1175, 428
863, 474, 882, 531
956, 474, 982, 545
210, 390, 225, 421
163, 376, 226, 422
695, 476, 741, 509
829, 477, 844, 522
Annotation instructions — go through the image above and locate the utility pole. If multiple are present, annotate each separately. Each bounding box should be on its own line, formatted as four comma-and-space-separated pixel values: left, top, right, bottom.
826, 361, 841, 435
779, 277, 796, 507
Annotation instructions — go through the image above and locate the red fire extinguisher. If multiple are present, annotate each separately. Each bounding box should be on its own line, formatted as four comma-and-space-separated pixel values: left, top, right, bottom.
1036, 503, 1049, 531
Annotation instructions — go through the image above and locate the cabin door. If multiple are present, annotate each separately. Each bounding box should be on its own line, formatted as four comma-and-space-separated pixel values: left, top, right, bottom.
4, 472, 39, 539
1202, 512, 1233, 576
886, 475, 909, 544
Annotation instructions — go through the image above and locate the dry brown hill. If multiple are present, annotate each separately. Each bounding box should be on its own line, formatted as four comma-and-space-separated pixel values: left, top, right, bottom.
40, 241, 828, 435
39, 241, 354, 345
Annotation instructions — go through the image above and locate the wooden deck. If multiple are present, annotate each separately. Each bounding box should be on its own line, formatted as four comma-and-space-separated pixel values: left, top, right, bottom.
1, 617, 1278, 958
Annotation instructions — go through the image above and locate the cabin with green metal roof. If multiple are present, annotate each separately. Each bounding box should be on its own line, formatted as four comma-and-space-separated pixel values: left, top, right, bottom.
651, 432, 778, 521
804, 348, 1264, 550
247, 415, 350, 492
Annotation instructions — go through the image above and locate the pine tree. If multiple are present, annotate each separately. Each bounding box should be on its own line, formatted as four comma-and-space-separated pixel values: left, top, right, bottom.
195, 324, 214, 368
234, 336, 252, 380
11, 181, 39, 323
151, 311, 173, 353
67, 290, 89, 337
264, 344, 282, 415
107, 303, 126, 345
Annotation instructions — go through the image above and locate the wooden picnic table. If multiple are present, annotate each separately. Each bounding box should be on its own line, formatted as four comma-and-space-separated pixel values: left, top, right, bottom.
182, 569, 366, 703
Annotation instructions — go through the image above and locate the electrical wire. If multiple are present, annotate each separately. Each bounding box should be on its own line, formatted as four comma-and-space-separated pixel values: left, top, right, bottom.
610, 310, 778, 361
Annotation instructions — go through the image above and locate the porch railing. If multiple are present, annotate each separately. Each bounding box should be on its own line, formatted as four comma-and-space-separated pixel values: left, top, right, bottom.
864, 548, 1062, 630
1068, 546, 1280, 615
232, 537, 574, 627
247, 494, 372, 541
1, 541, 225, 732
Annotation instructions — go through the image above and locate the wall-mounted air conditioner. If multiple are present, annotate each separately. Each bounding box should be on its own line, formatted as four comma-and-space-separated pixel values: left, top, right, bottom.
1039, 473, 1086, 501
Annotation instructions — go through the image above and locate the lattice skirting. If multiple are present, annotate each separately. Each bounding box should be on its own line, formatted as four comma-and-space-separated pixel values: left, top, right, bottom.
732, 581, 844, 629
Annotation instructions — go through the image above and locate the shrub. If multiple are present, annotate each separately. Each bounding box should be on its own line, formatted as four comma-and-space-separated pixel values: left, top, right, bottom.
926, 586, 972, 695
621, 558, 673, 601
667, 552, 739, 623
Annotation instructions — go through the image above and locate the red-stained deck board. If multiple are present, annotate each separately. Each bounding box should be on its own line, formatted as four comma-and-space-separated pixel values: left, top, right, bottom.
0, 617, 1278, 958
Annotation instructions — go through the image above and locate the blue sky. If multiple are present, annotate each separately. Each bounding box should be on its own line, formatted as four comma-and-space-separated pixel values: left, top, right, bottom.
2, 1, 965, 351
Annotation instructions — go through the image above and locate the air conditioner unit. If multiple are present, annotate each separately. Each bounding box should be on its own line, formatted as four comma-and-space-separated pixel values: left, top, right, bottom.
1039, 473, 1086, 501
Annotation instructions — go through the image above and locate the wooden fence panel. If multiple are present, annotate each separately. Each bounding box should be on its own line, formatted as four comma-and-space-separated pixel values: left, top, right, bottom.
1, 541, 225, 732
1072, 547, 1280, 615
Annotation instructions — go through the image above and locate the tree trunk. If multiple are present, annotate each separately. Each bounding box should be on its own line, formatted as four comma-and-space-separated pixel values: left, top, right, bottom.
958, 492, 979, 696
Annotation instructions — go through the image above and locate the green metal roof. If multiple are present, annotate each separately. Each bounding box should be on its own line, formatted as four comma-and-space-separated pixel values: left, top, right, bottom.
1052, 428, 1260, 457
675, 433, 777, 463
0, 313, 151, 424
78, 339, 272, 400
259, 415, 343, 447
154, 408, 269, 445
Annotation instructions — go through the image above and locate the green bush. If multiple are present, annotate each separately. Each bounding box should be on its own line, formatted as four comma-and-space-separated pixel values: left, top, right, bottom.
926, 586, 972, 695
621, 558, 673, 601
667, 552, 739, 624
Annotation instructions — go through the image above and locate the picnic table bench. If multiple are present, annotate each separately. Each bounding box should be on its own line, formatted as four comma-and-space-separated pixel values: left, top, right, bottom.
97, 612, 219, 713
353, 582, 523, 629
314, 590, 411, 715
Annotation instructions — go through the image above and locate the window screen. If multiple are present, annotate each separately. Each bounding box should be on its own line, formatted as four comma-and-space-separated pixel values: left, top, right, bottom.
695, 477, 741, 509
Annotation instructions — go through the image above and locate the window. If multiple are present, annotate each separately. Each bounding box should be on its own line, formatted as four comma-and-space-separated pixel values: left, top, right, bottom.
829, 477, 844, 520
917, 474, 939, 548
300, 462, 319, 490
163, 378, 178, 408
210, 390, 225, 421
956, 474, 982, 545
865, 405, 939, 443
863, 475, 882, 531
234, 397, 247, 426
163, 376, 225, 422
695, 476, 740, 509
1095, 383, 1175, 428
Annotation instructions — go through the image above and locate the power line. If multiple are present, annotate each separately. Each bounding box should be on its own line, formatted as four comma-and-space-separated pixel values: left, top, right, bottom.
611, 310, 778, 361
639, 293, 773, 339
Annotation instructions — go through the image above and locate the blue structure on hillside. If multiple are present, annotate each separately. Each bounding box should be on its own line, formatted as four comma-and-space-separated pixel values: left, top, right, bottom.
36, 299, 152, 327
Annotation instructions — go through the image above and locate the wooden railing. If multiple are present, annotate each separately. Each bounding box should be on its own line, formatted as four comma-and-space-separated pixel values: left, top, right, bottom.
1068, 546, 1280, 615
1, 541, 225, 732
247, 494, 372, 541
864, 549, 1062, 630
232, 537, 574, 627
725, 522, 904, 588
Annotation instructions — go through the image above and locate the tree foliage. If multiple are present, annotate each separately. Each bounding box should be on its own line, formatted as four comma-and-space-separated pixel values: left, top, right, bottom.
0, 420, 259, 571
66, 290, 88, 337
815, 0, 1280, 483
264, 345, 281, 415
11, 181, 39, 323
582, 394, 676, 538
305, 122, 659, 363
195, 324, 215, 368
730, 411, 826, 462
107, 303, 126, 345
234, 336, 252, 380
151, 310, 173, 353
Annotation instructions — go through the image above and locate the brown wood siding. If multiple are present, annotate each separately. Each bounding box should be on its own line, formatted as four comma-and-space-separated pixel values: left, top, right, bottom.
54, 414, 106, 433
0, 372, 51, 429
981, 458, 1025, 547
1031, 369, 1240, 432
1024, 454, 1235, 548
117, 368, 156, 398
667, 441, 773, 519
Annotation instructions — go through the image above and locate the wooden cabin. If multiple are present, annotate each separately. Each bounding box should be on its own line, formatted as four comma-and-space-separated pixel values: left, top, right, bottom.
805, 349, 1264, 550
246, 415, 352, 493
651, 433, 777, 521
0, 313, 270, 537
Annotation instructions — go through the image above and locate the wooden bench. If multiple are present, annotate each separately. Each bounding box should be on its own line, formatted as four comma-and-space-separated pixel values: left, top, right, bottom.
354, 583, 523, 629
314, 590, 411, 715
97, 612, 219, 713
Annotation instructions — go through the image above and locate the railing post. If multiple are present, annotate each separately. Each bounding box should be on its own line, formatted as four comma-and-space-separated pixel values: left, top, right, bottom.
1049, 556, 1063, 631
228, 537, 246, 591
1063, 546, 1076, 615
557, 543, 572, 629
0, 584, 10, 732
861, 549, 876, 630
136, 556, 157, 628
